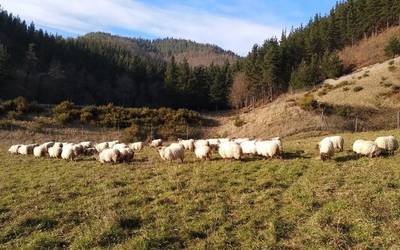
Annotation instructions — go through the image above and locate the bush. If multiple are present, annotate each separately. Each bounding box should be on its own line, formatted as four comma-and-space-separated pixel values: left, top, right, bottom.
335, 106, 351, 118
317, 90, 327, 96
342, 87, 350, 91
385, 37, 400, 58
353, 86, 364, 92
52, 101, 78, 125
298, 94, 318, 111
389, 65, 397, 72
7, 111, 23, 120
122, 124, 147, 142
233, 116, 246, 127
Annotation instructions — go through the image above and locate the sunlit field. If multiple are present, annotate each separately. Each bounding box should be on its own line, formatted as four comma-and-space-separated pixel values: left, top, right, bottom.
1, 130, 400, 249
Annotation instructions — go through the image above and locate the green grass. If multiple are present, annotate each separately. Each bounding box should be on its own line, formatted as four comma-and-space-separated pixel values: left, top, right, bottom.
1, 130, 400, 249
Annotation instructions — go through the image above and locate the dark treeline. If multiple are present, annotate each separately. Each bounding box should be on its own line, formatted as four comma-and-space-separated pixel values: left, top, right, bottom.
232, 0, 400, 108
0, 8, 233, 110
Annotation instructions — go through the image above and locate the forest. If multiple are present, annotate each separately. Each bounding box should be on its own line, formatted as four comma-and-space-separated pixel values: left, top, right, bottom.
1, 0, 400, 110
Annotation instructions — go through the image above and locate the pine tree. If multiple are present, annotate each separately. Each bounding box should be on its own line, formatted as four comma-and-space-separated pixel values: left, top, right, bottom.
0, 44, 9, 80
23, 43, 39, 84
164, 56, 179, 102
321, 52, 344, 79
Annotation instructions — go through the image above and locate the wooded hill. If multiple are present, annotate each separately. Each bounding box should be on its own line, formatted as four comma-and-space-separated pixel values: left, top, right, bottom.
0, 8, 235, 110
1, 0, 400, 111
233, 0, 400, 108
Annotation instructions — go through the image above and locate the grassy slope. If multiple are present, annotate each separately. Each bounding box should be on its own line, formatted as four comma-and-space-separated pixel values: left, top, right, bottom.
1, 130, 400, 249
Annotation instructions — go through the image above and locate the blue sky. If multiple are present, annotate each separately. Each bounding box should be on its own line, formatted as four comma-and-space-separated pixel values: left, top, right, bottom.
0, 0, 337, 56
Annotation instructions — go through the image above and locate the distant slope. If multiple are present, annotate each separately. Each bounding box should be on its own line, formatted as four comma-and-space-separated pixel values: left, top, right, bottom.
80, 33, 238, 66
339, 26, 400, 69
207, 56, 400, 138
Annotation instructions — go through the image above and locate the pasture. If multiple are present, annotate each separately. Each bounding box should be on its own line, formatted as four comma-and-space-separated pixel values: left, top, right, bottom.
1, 130, 400, 249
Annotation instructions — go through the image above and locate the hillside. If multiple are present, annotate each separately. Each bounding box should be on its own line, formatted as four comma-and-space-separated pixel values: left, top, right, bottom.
80, 33, 237, 67
208, 56, 400, 139
339, 26, 400, 69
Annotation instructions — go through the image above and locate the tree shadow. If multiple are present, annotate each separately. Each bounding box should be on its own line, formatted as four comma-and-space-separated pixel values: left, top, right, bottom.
283, 150, 310, 160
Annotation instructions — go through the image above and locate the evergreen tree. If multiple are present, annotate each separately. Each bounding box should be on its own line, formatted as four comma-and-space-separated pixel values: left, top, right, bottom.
0, 44, 9, 81
320, 52, 344, 79
385, 37, 400, 58
23, 43, 39, 83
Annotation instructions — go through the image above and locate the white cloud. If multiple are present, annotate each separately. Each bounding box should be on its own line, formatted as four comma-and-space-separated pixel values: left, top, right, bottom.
0, 0, 283, 55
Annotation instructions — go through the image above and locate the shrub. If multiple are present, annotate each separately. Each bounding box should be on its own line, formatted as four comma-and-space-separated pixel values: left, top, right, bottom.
318, 90, 327, 96
233, 116, 246, 127
385, 37, 400, 58
389, 65, 397, 72
122, 124, 147, 142
52, 101, 78, 125
384, 82, 393, 88
353, 86, 364, 92
343, 87, 350, 91
298, 94, 318, 111
389, 60, 395, 66
362, 72, 369, 78
391, 85, 400, 92
335, 106, 351, 118
7, 111, 23, 120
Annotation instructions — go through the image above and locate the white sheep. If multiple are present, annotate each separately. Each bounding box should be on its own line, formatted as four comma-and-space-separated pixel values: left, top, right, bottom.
48, 145, 62, 158
118, 147, 134, 162
218, 138, 231, 143
218, 142, 242, 160
375, 136, 399, 155
113, 143, 129, 151
321, 136, 344, 152
98, 148, 120, 164
207, 139, 220, 149
178, 139, 195, 151
150, 139, 163, 147
194, 139, 209, 149
129, 142, 144, 151
108, 140, 119, 148
194, 145, 212, 160
41, 142, 55, 150
8, 144, 21, 154
33, 145, 47, 158
61, 145, 75, 161
17, 144, 38, 155
255, 141, 281, 159
158, 144, 185, 162
270, 137, 283, 152
353, 140, 382, 158
79, 141, 93, 149
95, 142, 109, 152
318, 138, 334, 161
240, 140, 257, 155
72, 144, 84, 157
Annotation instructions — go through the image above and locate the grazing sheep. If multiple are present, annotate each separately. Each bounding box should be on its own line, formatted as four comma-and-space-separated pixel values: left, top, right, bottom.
41, 142, 55, 150
218, 142, 242, 160
194, 139, 209, 149
129, 142, 144, 151
270, 137, 283, 152
178, 139, 195, 151
84, 147, 97, 155
48, 145, 62, 158
79, 141, 93, 149
98, 148, 120, 164
33, 145, 47, 158
318, 139, 334, 161
113, 143, 129, 151
375, 136, 399, 155
61, 145, 75, 161
240, 140, 257, 155
95, 142, 109, 152
53, 142, 63, 148
255, 141, 281, 159
118, 147, 134, 162
158, 144, 185, 162
72, 144, 84, 157
8, 144, 21, 154
321, 136, 344, 152
353, 140, 382, 158
17, 144, 38, 155
207, 139, 220, 149
108, 140, 119, 148
150, 139, 163, 147
194, 145, 212, 160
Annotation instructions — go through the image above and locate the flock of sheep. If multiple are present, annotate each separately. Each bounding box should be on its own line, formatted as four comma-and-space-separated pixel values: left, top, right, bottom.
318, 135, 399, 160
7, 134, 399, 164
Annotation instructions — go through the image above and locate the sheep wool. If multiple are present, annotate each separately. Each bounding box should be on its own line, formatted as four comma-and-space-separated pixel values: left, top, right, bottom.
33, 145, 47, 158
255, 141, 281, 159
129, 142, 144, 151
99, 148, 120, 164
8, 144, 21, 154
375, 136, 399, 155
194, 145, 212, 160
353, 140, 381, 158
319, 139, 334, 161
218, 142, 242, 160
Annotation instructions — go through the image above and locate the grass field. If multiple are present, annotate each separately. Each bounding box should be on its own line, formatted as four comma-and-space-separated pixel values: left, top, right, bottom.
1, 130, 400, 249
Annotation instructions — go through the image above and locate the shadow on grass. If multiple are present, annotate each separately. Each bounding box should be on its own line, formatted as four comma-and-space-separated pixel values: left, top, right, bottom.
283, 150, 310, 160
335, 154, 359, 162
